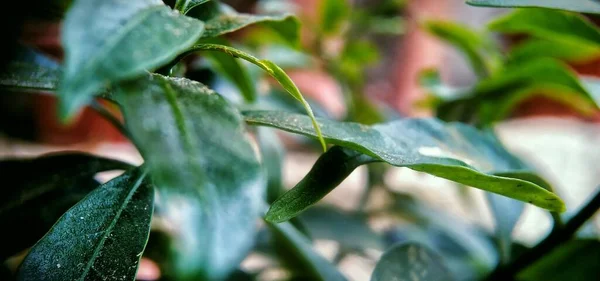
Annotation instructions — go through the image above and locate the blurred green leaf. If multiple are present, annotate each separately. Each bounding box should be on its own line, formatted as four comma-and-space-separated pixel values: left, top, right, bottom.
518, 239, 600, 281
371, 243, 454, 281
266, 146, 376, 222
419, 69, 470, 101
116, 74, 265, 280
436, 58, 599, 125
300, 205, 384, 250
467, 0, 600, 14
319, 0, 350, 35
257, 127, 286, 204
425, 20, 500, 77
0, 47, 61, 92
174, 0, 209, 14
490, 9, 600, 50
268, 221, 348, 281
486, 193, 524, 263
244, 110, 566, 217
0, 153, 132, 260
508, 39, 600, 64
182, 44, 327, 151
17, 168, 154, 281
386, 194, 498, 280
190, 1, 300, 46
59, 0, 204, 119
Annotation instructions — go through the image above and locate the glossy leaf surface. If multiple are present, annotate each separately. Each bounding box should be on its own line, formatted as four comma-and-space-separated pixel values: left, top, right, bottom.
371, 243, 454, 281
244, 110, 565, 217
17, 168, 154, 281
59, 0, 204, 118
116, 74, 264, 280
0, 153, 132, 260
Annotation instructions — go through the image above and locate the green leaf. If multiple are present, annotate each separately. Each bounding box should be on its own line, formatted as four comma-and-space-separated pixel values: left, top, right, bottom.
174, 0, 209, 14
17, 168, 154, 281
0, 47, 61, 92
467, 0, 600, 14
425, 20, 500, 77
489, 9, 600, 48
371, 243, 454, 281
0, 153, 132, 260
116, 73, 265, 280
268, 221, 348, 281
176, 44, 327, 151
59, 0, 204, 119
266, 146, 376, 222
300, 205, 384, 250
518, 239, 600, 281
436, 58, 600, 125
189, 1, 300, 45
244, 110, 566, 217
319, 0, 350, 35
202, 38, 257, 102
508, 39, 600, 64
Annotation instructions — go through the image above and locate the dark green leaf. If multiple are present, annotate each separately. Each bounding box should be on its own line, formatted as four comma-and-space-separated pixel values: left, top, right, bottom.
371, 243, 454, 281
425, 20, 500, 77
17, 168, 154, 281
319, 0, 350, 35
244, 110, 565, 216
518, 239, 600, 281
190, 1, 300, 45
177, 43, 327, 150
174, 0, 209, 14
266, 146, 376, 222
268, 221, 348, 281
489, 9, 600, 47
300, 205, 384, 250
59, 0, 204, 118
0, 153, 132, 260
467, 0, 600, 14
0, 47, 61, 92
116, 74, 265, 280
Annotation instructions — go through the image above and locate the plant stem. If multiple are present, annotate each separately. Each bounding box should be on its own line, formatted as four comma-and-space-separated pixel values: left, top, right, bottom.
90, 100, 131, 140
486, 187, 600, 280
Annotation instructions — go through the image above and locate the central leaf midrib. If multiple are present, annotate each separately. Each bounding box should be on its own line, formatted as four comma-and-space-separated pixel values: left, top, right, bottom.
78, 172, 147, 280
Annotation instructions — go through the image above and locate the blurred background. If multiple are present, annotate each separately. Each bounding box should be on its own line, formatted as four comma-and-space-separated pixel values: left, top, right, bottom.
1, 0, 599, 280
